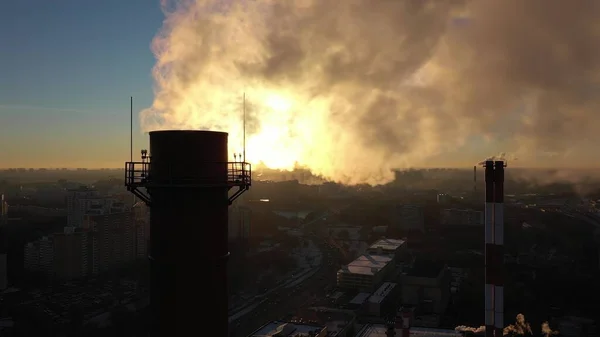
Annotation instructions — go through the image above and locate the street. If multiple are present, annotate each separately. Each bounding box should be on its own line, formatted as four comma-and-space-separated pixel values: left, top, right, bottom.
228, 235, 341, 337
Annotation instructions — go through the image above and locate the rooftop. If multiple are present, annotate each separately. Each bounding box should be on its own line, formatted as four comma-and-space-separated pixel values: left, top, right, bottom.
339, 254, 393, 276
250, 321, 326, 337
350, 292, 371, 305
369, 238, 405, 252
356, 324, 463, 337
368, 282, 396, 304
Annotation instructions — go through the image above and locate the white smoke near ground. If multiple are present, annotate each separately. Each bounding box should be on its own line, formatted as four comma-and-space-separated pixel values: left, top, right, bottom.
142, 0, 600, 185
503, 313, 533, 336
455, 325, 486, 334
541, 321, 559, 337
456, 314, 558, 336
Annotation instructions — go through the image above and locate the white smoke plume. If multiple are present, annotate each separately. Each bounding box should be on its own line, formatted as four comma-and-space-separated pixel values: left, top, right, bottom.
478, 152, 518, 165
503, 313, 533, 336
541, 321, 559, 337
455, 325, 486, 334
142, 0, 600, 185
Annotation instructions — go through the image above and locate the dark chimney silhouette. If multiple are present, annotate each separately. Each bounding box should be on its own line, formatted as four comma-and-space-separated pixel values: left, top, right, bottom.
125, 130, 251, 337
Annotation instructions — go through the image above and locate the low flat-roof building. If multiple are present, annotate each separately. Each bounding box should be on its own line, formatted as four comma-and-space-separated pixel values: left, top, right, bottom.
400, 260, 451, 316
248, 321, 326, 337
356, 324, 462, 337
367, 238, 407, 261
366, 282, 399, 318
337, 254, 394, 291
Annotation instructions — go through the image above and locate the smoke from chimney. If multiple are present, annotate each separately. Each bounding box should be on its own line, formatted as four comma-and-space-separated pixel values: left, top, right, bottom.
541, 322, 559, 337
142, 0, 600, 185
503, 313, 533, 336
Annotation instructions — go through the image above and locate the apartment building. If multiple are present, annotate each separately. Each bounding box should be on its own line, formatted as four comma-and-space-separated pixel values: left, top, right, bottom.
24, 236, 54, 275
0, 194, 7, 226
66, 187, 99, 227
53, 227, 88, 280
84, 211, 135, 274
133, 202, 150, 259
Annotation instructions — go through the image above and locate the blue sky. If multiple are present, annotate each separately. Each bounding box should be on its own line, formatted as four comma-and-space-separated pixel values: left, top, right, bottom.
0, 0, 163, 168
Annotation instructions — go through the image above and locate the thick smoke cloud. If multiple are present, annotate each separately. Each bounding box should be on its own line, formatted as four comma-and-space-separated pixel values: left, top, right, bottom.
141, 0, 600, 185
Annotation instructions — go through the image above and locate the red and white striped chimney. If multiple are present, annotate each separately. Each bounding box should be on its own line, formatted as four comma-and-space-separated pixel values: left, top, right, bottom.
484, 160, 495, 337
395, 308, 412, 337
493, 161, 505, 337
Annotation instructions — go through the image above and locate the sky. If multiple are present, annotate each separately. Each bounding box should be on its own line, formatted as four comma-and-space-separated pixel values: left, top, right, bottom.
0, 0, 163, 168
0, 0, 492, 170
1, 1, 598, 177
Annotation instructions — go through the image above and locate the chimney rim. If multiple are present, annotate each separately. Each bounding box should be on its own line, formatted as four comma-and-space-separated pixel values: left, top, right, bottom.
149, 130, 228, 136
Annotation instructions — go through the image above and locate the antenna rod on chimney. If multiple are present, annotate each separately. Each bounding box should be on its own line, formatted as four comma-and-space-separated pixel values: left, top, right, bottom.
243, 92, 246, 163
130, 96, 133, 162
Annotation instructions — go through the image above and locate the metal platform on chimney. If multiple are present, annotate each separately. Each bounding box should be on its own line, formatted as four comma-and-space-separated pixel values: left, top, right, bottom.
124, 161, 251, 206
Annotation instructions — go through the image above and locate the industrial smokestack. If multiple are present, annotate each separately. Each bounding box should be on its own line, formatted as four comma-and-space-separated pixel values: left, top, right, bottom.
395, 308, 412, 337
484, 160, 495, 337
125, 130, 251, 337
493, 161, 505, 337
474, 165, 477, 195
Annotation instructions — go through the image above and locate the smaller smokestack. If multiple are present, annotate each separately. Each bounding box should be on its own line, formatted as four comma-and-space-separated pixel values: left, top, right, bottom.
386, 318, 396, 337
493, 161, 505, 337
395, 309, 412, 337
484, 160, 495, 337
473, 165, 477, 195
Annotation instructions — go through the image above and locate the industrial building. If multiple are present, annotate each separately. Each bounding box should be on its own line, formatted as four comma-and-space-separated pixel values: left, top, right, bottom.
393, 205, 424, 232
337, 254, 394, 291
365, 282, 399, 317
290, 308, 357, 337
248, 321, 326, 337
436, 194, 451, 205
367, 238, 407, 261
356, 324, 462, 337
399, 260, 451, 317
440, 209, 483, 226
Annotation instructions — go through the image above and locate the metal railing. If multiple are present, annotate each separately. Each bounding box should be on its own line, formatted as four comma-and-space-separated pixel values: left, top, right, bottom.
125, 161, 252, 188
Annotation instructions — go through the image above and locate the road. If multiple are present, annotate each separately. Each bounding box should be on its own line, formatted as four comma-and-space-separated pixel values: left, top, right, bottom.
228, 235, 341, 337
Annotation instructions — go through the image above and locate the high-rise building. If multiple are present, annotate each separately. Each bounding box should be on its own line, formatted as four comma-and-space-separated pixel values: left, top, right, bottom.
53, 227, 88, 280
66, 187, 99, 227
0, 253, 7, 290
24, 236, 54, 275
84, 211, 135, 274
0, 194, 8, 226
133, 202, 150, 259
228, 205, 251, 241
